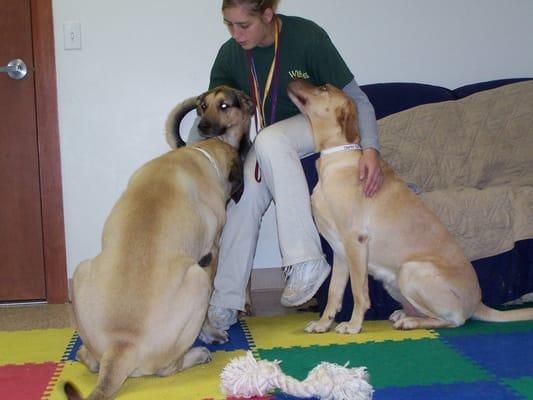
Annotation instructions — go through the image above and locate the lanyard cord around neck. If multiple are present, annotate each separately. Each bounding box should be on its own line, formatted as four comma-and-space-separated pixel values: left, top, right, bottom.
246, 16, 281, 182
246, 16, 281, 130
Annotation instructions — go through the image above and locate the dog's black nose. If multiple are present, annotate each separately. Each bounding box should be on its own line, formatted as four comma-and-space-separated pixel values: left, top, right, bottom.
198, 120, 211, 133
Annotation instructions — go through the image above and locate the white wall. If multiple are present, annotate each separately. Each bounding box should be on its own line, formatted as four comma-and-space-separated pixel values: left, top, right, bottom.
52, 0, 533, 277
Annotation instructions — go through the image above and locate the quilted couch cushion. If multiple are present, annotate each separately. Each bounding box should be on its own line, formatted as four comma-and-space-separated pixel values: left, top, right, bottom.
379, 81, 533, 191
378, 80, 533, 260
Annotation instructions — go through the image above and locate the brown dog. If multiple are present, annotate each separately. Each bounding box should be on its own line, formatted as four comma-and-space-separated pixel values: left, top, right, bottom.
288, 79, 533, 334
64, 86, 253, 399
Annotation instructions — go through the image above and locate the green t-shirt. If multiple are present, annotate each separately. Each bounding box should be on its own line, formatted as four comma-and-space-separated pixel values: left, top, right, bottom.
209, 14, 354, 124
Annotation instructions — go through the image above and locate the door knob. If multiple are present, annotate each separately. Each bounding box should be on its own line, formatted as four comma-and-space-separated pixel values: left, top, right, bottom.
0, 59, 28, 80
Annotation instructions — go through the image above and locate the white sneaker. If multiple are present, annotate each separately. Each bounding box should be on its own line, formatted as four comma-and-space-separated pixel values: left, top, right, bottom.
281, 258, 331, 307
207, 305, 238, 331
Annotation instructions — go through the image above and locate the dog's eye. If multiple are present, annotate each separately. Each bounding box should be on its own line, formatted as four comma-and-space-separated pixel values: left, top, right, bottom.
320, 85, 328, 92
200, 101, 208, 111
220, 102, 230, 111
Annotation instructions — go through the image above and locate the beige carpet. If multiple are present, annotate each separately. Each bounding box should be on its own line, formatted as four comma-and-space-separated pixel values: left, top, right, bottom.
0, 303, 73, 331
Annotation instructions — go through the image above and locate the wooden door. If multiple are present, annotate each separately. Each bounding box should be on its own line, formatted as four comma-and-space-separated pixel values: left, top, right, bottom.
0, 0, 67, 302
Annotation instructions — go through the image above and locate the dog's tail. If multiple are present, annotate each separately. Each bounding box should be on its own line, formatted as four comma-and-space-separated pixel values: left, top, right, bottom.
64, 382, 85, 400
64, 342, 137, 400
473, 303, 533, 322
165, 96, 198, 149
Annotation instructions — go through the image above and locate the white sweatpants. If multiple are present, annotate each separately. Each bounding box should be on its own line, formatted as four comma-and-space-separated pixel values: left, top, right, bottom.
210, 114, 325, 311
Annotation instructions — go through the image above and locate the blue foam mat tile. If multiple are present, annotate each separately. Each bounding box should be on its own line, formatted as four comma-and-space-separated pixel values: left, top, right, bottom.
375, 381, 524, 400
442, 331, 533, 379
65, 333, 83, 361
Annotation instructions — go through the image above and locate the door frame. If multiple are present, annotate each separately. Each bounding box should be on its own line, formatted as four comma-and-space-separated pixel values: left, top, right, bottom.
30, 0, 68, 303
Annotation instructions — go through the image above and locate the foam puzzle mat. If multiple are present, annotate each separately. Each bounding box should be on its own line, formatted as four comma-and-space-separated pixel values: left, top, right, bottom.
1, 312, 532, 399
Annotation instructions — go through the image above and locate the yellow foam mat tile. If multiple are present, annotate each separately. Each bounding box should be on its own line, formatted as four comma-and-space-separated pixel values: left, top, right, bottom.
0, 328, 75, 365
244, 313, 437, 349
46, 349, 246, 400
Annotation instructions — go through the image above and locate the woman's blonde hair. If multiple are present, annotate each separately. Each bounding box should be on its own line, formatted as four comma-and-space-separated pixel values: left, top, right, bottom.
222, 0, 280, 15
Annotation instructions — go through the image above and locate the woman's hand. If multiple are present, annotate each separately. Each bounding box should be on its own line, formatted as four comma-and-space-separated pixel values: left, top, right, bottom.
359, 148, 383, 197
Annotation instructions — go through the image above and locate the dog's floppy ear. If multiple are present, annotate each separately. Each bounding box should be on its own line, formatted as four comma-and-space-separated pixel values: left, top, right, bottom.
234, 89, 254, 164
165, 96, 199, 149
336, 100, 360, 144
195, 90, 210, 114
235, 89, 255, 117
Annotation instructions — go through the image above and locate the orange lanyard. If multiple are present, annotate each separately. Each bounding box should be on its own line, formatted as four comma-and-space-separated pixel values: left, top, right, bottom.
246, 17, 281, 183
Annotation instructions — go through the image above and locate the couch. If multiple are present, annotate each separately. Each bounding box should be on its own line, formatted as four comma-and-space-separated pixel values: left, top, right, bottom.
301, 78, 533, 321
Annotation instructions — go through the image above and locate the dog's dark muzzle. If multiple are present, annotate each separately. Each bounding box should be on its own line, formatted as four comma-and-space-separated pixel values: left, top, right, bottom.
198, 119, 227, 138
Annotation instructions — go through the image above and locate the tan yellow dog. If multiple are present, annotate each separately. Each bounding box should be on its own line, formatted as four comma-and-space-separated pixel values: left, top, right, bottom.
288, 79, 533, 334
64, 86, 253, 400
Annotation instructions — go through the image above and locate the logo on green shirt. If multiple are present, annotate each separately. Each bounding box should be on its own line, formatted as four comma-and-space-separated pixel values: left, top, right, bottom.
288, 70, 310, 80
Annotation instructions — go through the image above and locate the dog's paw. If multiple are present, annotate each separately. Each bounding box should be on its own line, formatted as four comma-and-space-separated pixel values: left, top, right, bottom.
335, 322, 362, 334
392, 316, 422, 330
187, 346, 212, 366
304, 320, 331, 333
198, 326, 229, 344
389, 309, 407, 323
196, 347, 213, 364
211, 328, 229, 344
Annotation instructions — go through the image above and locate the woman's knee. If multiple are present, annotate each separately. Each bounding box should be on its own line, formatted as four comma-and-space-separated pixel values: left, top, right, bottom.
254, 126, 292, 159
234, 174, 272, 216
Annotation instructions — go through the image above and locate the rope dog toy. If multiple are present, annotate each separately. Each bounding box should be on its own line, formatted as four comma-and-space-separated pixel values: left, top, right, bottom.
220, 351, 373, 399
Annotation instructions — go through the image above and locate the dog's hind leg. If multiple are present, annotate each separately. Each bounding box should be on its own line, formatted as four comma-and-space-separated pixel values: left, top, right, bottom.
391, 261, 468, 330
164, 263, 222, 373
155, 347, 212, 376
305, 255, 349, 333
71, 260, 101, 374
76, 345, 99, 373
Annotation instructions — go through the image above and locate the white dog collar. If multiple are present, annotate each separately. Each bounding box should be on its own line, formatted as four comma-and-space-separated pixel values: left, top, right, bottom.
192, 147, 221, 178
320, 143, 362, 157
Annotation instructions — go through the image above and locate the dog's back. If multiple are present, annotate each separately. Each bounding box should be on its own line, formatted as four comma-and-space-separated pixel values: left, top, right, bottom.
69, 139, 237, 399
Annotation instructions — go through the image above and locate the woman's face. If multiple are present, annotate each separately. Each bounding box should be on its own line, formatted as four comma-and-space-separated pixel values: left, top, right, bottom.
223, 6, 273, 50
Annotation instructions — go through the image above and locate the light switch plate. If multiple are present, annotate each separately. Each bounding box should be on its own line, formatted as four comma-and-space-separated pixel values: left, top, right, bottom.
63, 21, 82, 50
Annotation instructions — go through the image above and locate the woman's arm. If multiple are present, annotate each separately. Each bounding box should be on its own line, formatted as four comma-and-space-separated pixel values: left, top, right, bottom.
343, 79, 383, 197
343, 79, 380, 152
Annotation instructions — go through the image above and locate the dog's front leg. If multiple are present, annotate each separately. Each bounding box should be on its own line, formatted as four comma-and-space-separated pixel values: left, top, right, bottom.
199, 243, 229, 344
305, 255, 349, 333
335, 235, 370, 334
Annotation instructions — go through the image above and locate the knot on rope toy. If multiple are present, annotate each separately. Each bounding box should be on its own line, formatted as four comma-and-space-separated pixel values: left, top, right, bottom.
220, 351, 373, 400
